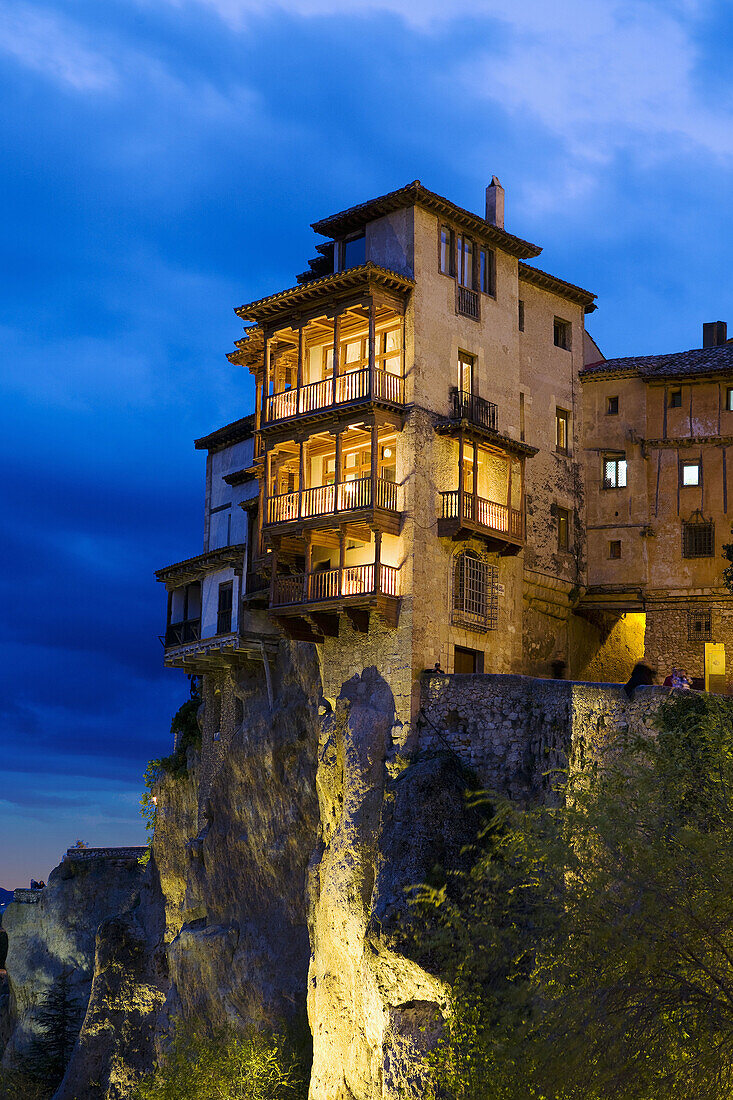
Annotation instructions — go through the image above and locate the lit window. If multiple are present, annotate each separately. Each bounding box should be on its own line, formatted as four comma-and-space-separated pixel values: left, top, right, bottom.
609, 540, 622, 559
681, 461, 700, 487
458, 351, 474, 396
727, 387, 733, 412
602, 454, 627, 489
607, 395, 619, 415
457, 234, 475, 289
554, 317, 571, 350
670, 389, 682, 408
556, 408, 569, 454
557, 507, 571, 552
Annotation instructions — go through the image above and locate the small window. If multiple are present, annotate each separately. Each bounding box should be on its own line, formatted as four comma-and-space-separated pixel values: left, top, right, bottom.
554, 317, 571, 350
458, 350, 474, 396
670, 389, 683, 408
452, 550, 497, 631
727, 387, 733, 412
439, 224, 455, 276
457, 234, 475, 289
688, 610, 712, 642
342, 233, 366, 270
556, 408, 569, 454
454, 645, 484, 674
680, 461, 700, 487
217, 581, 233, 635
519, 391, 525, 442
607, 395, 619, 415
602, 454, 627, 489
557, 506, 571, 552
518, 299, 525, 332
609, 540, 622, 559
682, 520, 714, 558
479, 247, 495, 295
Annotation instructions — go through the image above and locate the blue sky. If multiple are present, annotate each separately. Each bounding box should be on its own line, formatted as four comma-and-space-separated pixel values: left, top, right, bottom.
1, 0, 733, 885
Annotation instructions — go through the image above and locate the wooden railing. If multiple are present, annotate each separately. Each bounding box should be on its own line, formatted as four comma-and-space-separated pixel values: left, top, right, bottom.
266, 477, 398, 526
456, 285, 480, 319
441, 490, 523, 539
451, 389, 498, 431
265, 367, 404, 423
165, 619, 201, 647
272, 563, 401, 607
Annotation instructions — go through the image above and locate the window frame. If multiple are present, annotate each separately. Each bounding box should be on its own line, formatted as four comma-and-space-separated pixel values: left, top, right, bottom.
727, 387, 733, 413
609, 540, 622, 560
602, 453, 627, 489
553, 317, 572, 351
607, 395, 619, 415
438, 222, 495, 296
680, 460, 701, 488
518, 299, 525, 332
557, 506, 571, 552
670, 389, 683, 409
555, 407, 570, 454
439, 223, 455, 277
452, 550, 498, 632
217, 580, 234, 635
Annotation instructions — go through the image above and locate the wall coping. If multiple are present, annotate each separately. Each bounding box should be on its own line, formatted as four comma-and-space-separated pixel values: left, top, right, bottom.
13, 888, 42, 903
64, 846, 148, 862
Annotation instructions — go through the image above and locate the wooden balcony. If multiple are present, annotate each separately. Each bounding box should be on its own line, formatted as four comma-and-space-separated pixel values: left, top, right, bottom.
265, 368, 404, 426
271, 561, 401, 635
265, 476, 399, 533
456, 284, 480, 320
164, 618, 201, 647
438, 489, 524, 553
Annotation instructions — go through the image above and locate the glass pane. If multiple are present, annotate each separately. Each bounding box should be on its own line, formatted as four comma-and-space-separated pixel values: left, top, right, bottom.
385, 328, 401, 352
682, 464, 699, 486
440, 227, 451, 274
618, 459, 627, 487
343, 235, 366, 269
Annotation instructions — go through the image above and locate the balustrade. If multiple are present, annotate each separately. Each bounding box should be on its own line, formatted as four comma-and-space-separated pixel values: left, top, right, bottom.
271, 562, 401, 607
440, 490, 523, 539
266, 477, 398, 526
264, 367, 404, 423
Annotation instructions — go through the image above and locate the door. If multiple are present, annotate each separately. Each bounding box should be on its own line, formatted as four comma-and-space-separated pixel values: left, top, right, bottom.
705, 642, 726, 694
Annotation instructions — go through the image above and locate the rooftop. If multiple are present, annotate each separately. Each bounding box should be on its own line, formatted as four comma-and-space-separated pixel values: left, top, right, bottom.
194, 414, 255, 451
311, 179, 542, 260
518, 261, 596, 313
580, 343, 733, 382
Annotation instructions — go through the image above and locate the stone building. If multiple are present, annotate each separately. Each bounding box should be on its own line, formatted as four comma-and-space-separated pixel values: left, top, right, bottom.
580, 322, 733, 690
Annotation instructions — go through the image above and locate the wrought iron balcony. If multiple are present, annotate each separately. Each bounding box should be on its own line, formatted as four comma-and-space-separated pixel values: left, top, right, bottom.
456, 285, 480, 320
451, 389, 498, 432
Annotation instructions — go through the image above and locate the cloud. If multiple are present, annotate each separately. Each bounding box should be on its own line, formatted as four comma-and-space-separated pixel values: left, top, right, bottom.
0, 3, 117, 91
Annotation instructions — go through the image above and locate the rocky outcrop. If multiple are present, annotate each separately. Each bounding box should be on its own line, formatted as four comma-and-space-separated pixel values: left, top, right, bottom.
308, 668, 483, 1100
1, 854, 145, 1070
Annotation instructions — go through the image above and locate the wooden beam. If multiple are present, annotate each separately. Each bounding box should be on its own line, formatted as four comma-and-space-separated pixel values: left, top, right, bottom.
345, 607, 370, 634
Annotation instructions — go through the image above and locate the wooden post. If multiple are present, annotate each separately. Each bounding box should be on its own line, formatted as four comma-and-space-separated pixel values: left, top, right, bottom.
370, 421, 379, 508
296, 323, 304, 413
264, 446, 272, 527
472, 440, 479, 524
338, 526, 346, 598
261, 333, 270, 424
255, 380, 262, 433
506, 456, 513, 534
334, 429, 342, 515
368, 295, 376, 398
166, 590, 172, 631
519, 458, 525, 539
332, 312, 340, 406
256, 472, 265, 558
298, 439, 305, 520
269, 538, 279, 607
458, 433, 465, 522
303, 530, 312, 602
374, 528, 382, 594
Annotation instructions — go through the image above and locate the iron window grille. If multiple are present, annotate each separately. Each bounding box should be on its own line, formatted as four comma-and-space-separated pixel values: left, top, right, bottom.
688, 610, 712, 642
452, 551, 498, 632
682, 519, 714, 558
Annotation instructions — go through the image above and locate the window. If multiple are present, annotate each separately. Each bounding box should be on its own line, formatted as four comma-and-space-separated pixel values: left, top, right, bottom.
602, 454, 627, 489
454, 646, 484, 674
682, 519, 714, 558
342, 233, 365, 270
519, 391, 525, 442
217, 581, 233, 635
688, 610, 712, 642
479, 247, 496, 295
554, 317, 571, 350
556, 408, 569, 454
456, 234, 475, 289
609, 540, 622, 559
518, 299, 525, 332
670, 389, 682, 408
439, 224, 455, 276
452, 550, 498, 632
680, 460, 700, 487
607, 395, 619, 415
727, 387, 733, 412
557, 507, 571, 552
458, 351, 474, 395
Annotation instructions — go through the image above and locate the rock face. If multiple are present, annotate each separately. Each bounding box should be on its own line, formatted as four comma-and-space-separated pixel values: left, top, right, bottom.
1, 855, 145, 1070
308, 668, 482, 1100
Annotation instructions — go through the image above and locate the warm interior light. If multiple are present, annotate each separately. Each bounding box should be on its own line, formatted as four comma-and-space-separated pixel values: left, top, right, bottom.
383, 447, 392, 458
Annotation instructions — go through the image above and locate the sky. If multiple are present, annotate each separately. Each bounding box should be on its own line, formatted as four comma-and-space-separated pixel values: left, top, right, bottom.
2, 0, 733, 885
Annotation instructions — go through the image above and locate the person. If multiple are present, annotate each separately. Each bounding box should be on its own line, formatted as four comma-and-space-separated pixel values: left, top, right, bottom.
433, 661, 443, 674
663, 668, 676, 687
624, 662, 656, 697
671, 667, 692, 690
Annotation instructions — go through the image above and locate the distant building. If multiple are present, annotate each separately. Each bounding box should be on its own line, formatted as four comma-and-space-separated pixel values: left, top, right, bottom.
155, 178, 733, 737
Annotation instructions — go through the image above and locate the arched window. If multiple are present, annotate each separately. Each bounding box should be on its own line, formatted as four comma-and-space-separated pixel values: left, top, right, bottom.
452, 550, 498, 631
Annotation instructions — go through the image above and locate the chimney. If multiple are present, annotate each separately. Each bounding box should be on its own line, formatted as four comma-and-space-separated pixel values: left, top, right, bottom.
485, 176, 504, 229
703, 321, 727, 347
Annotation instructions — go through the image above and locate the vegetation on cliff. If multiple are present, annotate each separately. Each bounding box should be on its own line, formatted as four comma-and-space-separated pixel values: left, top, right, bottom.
141, 679, 202, 847
415, 692, 733, 1100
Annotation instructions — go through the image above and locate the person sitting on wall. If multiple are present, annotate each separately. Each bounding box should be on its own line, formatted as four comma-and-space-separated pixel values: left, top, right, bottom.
624, 662, 657, 698
671, 668, 692, 691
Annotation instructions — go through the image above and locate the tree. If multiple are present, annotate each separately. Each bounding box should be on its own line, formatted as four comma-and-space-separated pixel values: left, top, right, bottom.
413, 693, 733, 1100
26, 970, 85, 1090
133, 1023, 308, 1100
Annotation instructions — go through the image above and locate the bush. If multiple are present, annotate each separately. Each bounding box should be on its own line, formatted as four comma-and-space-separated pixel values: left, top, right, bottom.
133, 1023, 308, 1100
0, 1067, 52, 1100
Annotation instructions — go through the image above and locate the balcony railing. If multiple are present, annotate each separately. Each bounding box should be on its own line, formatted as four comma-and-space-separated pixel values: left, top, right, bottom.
441, 490, 523, 539
451, 389, 498, 431
165, 618, 201, 647
266, 476, 398, 526
272, 563, 400, 607
265, 368, 404, 424
456, 285, 480, 319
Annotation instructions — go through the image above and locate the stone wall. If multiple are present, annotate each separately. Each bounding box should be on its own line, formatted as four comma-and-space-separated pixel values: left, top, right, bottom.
645, 603, 733, 690
64, 847, 147, 863
419, 671, 670, 798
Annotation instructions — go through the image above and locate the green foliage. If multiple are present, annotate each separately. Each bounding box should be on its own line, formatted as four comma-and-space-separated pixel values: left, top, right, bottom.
133, 1022, 308, 1100
413, 692, 733, 1100
0, 1066, 52, 1100
140, 680, 202, 849
722, 541, 733, 593
25, 971, 85, 1091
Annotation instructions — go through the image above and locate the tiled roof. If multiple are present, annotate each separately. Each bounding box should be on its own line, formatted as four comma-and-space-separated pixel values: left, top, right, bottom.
311, 180, 542, 260
194, 414, 255, 450
518, 261, 596, 312
580, 343, 733, 381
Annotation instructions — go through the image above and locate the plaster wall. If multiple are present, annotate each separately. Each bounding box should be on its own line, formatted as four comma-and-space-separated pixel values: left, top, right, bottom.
200, 567, 240, 638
